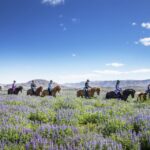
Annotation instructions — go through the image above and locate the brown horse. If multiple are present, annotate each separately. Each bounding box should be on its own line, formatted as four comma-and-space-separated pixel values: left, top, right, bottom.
137, 93, 147, 102
42, 86, 61, 97
8, 86, 23, 95
93, 87, 100, 96
27, 86, 43, 96
77, 87, 100, 98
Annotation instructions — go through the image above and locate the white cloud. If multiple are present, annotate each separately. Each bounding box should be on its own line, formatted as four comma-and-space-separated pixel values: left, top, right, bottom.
93, 69, 150, 75
132, 22, 137, 26
71, 18, 80, 24
134, 41, 139, 45
106, 63, 124, 67
63, 27, 67, 31
42, 0, 64, 6
72, 54, 76, 57
139, 37, 150, 46
130, 69, 150, 73
56, 68, 150, 83
141, 22, 150, 29
59, 23, 64, 27
1, 68, 150, 84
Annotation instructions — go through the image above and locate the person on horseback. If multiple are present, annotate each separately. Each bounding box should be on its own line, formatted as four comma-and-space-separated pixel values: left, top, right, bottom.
146, 84, 150, 97
31, 80, 36, 95
115, 80, 122, 98
48, 80, 53, 95
12, 80, 16, 94
84, 79, 91, 98
146, 84, 150, 94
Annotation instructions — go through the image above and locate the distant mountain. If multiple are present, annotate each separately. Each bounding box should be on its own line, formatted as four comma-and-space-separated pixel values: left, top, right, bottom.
64, 80, 150, 89
2, 79, 66, 90
1, 79, 150, 91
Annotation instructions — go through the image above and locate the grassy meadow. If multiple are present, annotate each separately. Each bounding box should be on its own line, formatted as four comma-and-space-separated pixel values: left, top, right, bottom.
0, 90, 150, 150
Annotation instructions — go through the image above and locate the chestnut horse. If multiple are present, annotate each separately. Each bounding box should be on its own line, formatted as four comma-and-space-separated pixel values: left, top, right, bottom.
8, 86, 23, 95
94, 87, 100, 96
77, 87, 100, 98
27, 86, 43, 96
42, 86, 61, 97
137, 93, 147, 102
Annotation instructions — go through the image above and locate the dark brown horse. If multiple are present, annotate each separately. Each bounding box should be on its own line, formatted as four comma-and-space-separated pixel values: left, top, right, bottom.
77, 87, 100, 98
137, 93, 147, 102
106, 89, 135, 101
27, 86, 43, 96
8, 86, 23, 95
42, 86, 61, 97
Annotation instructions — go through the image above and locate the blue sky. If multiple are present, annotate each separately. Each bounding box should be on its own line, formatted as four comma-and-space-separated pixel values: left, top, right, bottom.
0, 0, 150, 84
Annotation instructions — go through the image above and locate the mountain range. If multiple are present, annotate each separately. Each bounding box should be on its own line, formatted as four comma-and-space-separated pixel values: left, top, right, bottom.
1, 79, 150, 91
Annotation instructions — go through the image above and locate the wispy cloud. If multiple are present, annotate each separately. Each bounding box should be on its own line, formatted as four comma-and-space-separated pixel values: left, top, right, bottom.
93, 69, 150, 75
59, 23, 64, 27
141, 22, 150, 29
57, 68, 150, 83
134, 41, 139, 45
42, 0, 64, 6
63, 27, 67, 31
106, 63, 124, 67
139, 37, 150, 46
71, 18, 80, 24
132, 22, 137, 26
72, 53, 76, 57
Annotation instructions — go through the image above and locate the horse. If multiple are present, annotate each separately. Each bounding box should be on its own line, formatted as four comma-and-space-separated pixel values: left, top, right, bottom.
106, 89, 135, 101
0, 86, 2, 91
42, 86, 61, 97
137, 93, 147, 102
122, 89, 135, 101
27, 86, 43, 96
94, 87, 100, 96
106, 91, 123, 99
8, 86, 23, 95
77, 90, 84, 98
77, 87, 100, 98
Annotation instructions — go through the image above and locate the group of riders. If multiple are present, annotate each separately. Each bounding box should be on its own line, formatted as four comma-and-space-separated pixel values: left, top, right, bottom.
10, 80, 54, 96
83, 79, 150, 99
4, 79, 150, 99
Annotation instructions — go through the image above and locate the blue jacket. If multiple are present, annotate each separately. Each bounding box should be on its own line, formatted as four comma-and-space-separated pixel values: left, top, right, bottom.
115, 83, 122, 92
85, 82, 91, 89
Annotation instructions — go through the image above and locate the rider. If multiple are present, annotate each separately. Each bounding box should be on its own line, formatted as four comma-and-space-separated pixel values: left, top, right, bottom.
12, 80, 16, 94
48, 80, 53, 95
115, 80, 122, 98
84, 79, 91, 98
31, 80, 36, 95
146, 84, 150, 96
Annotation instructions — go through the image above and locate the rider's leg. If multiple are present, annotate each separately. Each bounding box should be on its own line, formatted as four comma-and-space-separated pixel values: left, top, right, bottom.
48, 88, 51, 95
84, 89, 88, 98
117, 92, 122, 99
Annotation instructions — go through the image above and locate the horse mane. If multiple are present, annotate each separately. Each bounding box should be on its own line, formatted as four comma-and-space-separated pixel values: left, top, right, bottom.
53, 85, 61, 91
18, 86, 23, 89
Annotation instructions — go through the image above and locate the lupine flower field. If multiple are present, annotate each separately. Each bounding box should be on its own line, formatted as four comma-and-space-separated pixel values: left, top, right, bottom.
0, 92, 150, 150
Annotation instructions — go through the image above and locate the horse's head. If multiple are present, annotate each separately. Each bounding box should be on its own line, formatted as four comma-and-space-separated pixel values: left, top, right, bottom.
39, 86, 43, 92
123, 89, 135, 99
131, 90, 136, 98
96, 88, 100, 95
56, 86, 61, 93
18, 86, 23, 93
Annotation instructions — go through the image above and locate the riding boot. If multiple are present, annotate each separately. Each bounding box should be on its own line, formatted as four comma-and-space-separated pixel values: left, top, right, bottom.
117, 93, 122, 100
